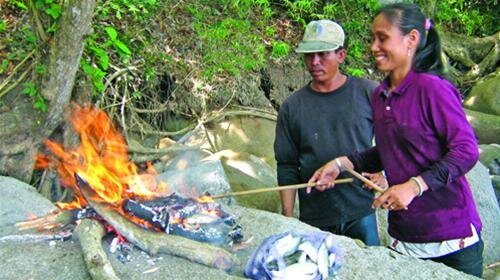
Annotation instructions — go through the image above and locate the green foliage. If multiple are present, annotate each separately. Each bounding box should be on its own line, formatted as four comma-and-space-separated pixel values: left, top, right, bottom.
279, 0, 380, 76
183, 0, 307, 80
0, 2, 49, 110
22, 81, 47, 111
418, 0, 497, 36
33, 0, 62, 33
82, 37, 109, 94
88, 45, 109, 71
103, 26, 132, 58
80, 27, 126, 94
3, 0, 498, 120
282, 0, 319, 26
81, 59, 107, 93
42, 3, 62, 20
0, 20, 34, 76
79, 0, 161, 94
271, 41, 290, 58
188, 2, 270, 79
21, 26, 37, 44
0, 59, 9, 75
346, 67, 366, 77
6, 0, 27, 10
0, 20, 7, 33
321, 3, 339, 19
35, 65, 45, 74
264, 26, 276, 37
95, 0, 159, 20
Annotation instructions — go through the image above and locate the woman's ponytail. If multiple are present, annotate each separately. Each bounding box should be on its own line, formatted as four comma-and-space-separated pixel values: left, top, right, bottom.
414, 24, 444, 75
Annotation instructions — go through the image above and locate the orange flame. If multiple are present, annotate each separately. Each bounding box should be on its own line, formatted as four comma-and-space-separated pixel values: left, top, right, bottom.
36, 104, 165, 209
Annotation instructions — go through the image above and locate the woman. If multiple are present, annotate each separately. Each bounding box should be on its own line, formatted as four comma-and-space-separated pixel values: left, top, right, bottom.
308, 3, 483, 277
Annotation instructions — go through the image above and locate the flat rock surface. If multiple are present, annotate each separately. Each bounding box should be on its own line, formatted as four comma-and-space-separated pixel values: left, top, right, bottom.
0, 176, 485, 279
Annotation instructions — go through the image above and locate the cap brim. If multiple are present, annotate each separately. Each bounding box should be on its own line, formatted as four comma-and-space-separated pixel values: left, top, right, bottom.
295, 41, 341, 53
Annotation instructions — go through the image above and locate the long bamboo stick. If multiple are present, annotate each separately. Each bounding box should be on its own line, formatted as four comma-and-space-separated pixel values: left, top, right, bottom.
344, 168, 386, 193
211, 178, 354, 199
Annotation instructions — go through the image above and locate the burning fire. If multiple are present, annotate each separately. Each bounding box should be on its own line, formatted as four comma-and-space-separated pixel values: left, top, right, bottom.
28, 104, 244, 246
35, 104, 228, 235
36, 104, 170, 209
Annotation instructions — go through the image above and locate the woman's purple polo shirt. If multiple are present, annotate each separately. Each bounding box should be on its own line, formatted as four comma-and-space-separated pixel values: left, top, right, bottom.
352, 70, 482, 243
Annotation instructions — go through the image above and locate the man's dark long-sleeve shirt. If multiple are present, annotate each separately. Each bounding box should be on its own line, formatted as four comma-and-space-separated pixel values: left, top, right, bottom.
274, 76, 377, 227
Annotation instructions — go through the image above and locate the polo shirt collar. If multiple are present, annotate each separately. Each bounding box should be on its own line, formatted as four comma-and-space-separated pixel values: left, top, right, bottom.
376, 69, 417, 97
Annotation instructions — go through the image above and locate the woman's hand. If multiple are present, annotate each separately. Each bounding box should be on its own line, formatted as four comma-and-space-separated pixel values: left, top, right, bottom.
362, 172, 388, 191
372, 179, 420, 211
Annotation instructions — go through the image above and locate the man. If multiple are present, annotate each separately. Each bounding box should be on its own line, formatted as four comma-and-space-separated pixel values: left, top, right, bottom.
274, 20, 381, 245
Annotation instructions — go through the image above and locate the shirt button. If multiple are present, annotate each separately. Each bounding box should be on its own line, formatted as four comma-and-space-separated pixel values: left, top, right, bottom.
386, 106, 391, 111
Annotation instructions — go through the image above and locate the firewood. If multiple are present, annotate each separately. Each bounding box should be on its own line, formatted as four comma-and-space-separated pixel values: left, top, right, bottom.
74, 218, 120, 280
15, 209, 73, 231
86, 199, 240, 272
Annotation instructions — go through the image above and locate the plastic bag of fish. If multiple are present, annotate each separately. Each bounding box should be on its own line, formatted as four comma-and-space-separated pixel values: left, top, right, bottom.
245, 231, 342, 280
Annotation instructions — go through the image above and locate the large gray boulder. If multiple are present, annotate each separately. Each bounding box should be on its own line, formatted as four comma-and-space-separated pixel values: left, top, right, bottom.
464, 73, 500, 116
0, 176, 57, 237
156, 158, 235, 206
182, 115, 278, 171
479, 144, 500, 175
465, 109, 500, 144
0, 176, 485, 279
465, 162, 500, 266
206, 150, 281, 213
493, 175, 500, 205
0, 176, 90, 280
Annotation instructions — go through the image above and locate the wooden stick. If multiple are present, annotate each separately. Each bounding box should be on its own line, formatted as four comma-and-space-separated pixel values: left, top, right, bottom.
211, 178, 354, 199
15, 209, 73, 231
74, 218, 120, 280
344, 168, 386, 193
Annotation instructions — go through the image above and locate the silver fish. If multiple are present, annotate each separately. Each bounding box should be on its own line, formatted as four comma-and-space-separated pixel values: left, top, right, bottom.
266, 233, 301, 263
270, 261, 318, 280
317, 242, 329, 279
298, 240, 318, 263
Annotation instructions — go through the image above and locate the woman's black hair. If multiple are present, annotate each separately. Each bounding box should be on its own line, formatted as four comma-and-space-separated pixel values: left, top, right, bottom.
375, 3, 444, 75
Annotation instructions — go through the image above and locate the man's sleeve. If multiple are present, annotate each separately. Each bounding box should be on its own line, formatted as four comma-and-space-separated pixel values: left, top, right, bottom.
274, 103, 301, 185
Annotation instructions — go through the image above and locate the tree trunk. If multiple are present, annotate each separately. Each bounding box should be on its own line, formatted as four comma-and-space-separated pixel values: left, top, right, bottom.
39, 0, 96, 139
0, 0, 95, 183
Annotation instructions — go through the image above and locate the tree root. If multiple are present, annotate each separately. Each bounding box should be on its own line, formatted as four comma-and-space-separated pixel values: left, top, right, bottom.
126, 109, 276, 162
441, 30, 499, 86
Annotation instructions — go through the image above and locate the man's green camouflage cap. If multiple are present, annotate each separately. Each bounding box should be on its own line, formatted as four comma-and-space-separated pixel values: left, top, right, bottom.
295, 20, 345, 53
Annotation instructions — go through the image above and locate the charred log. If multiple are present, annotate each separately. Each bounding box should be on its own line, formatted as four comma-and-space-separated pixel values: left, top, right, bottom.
73, 174, 240, 272
123, 196, 243, 245
86, 198, 240, 272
